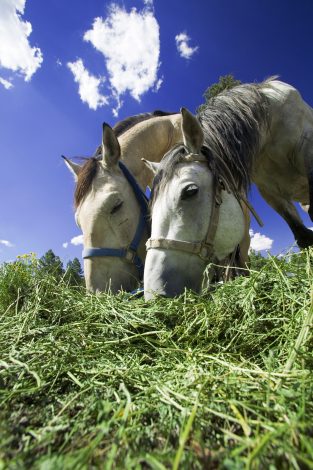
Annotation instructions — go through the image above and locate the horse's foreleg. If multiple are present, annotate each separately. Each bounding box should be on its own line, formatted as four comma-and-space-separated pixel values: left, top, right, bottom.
302, 135, 313, 221
258, 187, 313, 248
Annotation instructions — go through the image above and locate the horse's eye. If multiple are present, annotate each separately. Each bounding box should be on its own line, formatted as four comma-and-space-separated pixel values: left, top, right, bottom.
111, 200, 124, 214
181, 184, 199, 200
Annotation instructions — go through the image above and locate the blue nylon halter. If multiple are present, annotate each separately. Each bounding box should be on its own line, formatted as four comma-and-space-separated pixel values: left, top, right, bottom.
82, 161, 150, 279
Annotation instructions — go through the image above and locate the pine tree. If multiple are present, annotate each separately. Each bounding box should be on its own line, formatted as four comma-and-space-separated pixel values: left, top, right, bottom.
64, 257, 83, 285
39, 249, 64, 278
197, 74, 241, 114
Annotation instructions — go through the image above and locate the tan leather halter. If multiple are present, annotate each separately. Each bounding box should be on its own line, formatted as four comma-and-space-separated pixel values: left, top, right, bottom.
146, 153, 225, 262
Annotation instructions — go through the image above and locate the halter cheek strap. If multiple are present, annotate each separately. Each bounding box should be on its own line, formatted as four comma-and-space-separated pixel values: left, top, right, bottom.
82, 161, 150, 279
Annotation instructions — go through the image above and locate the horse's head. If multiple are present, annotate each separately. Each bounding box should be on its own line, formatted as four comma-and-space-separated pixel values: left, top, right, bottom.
143, 108, 245, 299
64, 123, 148, 293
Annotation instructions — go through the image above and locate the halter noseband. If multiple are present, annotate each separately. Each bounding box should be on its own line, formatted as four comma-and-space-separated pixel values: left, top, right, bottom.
146, 153, 224, 262
82, 161, 150, 279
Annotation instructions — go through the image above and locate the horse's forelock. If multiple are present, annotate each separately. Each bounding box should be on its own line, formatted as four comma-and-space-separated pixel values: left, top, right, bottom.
150, 144, 212, 208
74, 157, 99, 208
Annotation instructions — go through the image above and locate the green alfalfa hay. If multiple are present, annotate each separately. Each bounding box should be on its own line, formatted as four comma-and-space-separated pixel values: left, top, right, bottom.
0, 249, 312, 469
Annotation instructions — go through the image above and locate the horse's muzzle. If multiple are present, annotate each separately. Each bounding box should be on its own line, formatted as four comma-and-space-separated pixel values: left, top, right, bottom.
144, 249, 204, 299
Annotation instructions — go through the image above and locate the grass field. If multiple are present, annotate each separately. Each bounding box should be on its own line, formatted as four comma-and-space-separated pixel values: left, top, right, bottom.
0, 250, 312, 469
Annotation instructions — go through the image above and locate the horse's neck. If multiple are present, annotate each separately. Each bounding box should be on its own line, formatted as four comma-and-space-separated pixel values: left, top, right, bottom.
119, 114, 182, 187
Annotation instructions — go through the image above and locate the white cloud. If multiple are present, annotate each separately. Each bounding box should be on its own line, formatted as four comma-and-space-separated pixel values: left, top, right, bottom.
67, 59, 108, 111
63, 235, 84, 248
249, 229, 273, 252
0, 239, 14, 248
0, 77, 13, 89
175, 32, 198, 60
154, 77, 163, 92
71, 235, 83, 246
0, 0, 43, 82
83, 4, 161, 115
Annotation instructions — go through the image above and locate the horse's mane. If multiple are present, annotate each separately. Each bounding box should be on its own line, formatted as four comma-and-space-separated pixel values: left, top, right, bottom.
196, 77, 274, 194
151, 77, 275, 206
74, 110, 177, 208
74, 77, 275, 208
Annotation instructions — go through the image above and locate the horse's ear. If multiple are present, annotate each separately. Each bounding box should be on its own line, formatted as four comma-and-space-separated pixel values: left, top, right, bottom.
141, 158, 160, 175
102, 122, 121, 167
180, 107, 204, 154
62, 156, 81, 182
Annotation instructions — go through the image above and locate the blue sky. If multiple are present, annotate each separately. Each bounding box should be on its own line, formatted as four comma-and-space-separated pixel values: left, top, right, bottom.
1, 0, 313, 264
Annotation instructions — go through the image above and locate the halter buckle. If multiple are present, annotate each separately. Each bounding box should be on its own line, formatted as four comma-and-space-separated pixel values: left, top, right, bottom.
125, 248, 137, 263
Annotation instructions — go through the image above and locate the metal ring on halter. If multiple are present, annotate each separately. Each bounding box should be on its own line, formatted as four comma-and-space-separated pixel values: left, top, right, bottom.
124, 248, 137, 263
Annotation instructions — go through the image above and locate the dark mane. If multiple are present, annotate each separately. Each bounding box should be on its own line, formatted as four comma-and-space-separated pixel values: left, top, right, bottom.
151, 78, 273, 206
92, 110, 177, 159
196, 78, 271, 193
74, 110, 177, 207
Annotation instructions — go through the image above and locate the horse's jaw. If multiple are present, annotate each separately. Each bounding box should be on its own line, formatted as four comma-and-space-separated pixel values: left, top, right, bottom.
84, 257, 140, 293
